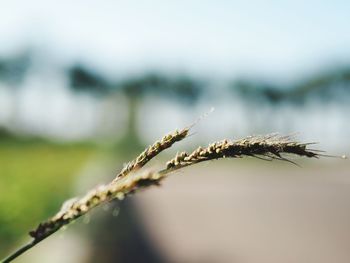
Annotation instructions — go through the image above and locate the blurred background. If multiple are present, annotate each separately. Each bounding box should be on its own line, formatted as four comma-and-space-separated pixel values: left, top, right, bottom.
1, 1, 350, 262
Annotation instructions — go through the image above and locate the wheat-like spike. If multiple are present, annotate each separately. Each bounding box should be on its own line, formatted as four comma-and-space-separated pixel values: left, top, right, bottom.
25, 134, 321, 243
29, 127, 190, 242
113, 127, 189, 182
31, 134, 320, 241
165, 134, 319, 171
29, 170, 165, 242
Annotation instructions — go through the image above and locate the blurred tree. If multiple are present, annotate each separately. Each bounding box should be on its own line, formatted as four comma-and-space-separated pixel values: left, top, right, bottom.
231, 67, 350, 105
292, 67, 350, 102
118, 73, 203, 146
230, 68, 350, 132
0, 51, 31, 134
68, 64, 111, 95
0, 51, 31, 85
68, 66, 203, 146
232, 79, 286, 105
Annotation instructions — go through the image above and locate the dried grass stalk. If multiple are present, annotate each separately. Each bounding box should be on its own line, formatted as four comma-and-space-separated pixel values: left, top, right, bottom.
30, 127, 190, 242
165, 134, 318, 171
2, 130, 323, 263
29, 170, 164, 241
113, 127, 189, 182
28, 134, 319, 243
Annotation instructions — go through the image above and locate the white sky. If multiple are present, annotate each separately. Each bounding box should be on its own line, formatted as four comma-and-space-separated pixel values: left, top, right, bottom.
1, 0, 350, 81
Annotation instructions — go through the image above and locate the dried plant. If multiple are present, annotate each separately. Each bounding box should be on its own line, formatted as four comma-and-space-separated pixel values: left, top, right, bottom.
2, 127, 326, 263
113, 127, 189, 182
165, 134, 319, 171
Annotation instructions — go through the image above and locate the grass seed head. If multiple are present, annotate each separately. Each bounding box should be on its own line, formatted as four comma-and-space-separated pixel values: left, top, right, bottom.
113, 127, 189, 182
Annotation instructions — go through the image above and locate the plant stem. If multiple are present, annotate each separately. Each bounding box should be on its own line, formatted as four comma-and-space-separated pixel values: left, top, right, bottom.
1, 226, 64, 263
2, 240, 36, 263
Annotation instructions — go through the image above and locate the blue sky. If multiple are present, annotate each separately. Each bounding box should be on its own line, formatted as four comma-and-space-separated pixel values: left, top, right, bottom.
1, 0, 350, 80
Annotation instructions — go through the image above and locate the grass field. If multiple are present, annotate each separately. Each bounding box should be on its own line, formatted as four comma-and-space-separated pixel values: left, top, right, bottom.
0, 139, 97, 254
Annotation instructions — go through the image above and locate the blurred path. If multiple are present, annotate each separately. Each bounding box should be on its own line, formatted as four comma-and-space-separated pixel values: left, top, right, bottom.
134, 160, 350, 263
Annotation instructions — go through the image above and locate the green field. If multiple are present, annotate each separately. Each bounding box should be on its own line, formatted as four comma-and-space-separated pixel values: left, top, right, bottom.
0, 139, 97, 253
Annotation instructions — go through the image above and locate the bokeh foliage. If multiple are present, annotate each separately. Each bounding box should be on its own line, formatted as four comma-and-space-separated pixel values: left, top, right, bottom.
0, 136, 96, 254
